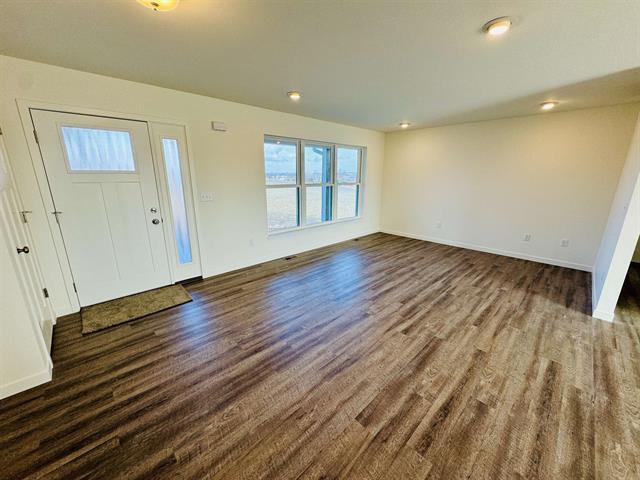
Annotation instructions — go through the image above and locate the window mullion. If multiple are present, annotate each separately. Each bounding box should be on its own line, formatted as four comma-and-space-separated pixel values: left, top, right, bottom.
298, 140, 305, 227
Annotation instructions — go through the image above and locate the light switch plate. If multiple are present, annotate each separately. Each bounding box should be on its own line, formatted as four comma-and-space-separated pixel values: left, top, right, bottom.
211, 121, 227, 132
200, 192, 214, 202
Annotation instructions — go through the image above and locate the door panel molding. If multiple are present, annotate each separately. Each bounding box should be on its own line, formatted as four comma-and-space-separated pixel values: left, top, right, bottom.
31, 110, 171, 307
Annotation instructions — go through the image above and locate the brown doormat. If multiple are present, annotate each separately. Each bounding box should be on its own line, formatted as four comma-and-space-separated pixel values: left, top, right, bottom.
81, 284, 192, 334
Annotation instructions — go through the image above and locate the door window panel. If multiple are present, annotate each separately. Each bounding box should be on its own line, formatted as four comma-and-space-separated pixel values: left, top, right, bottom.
61, 126, 136, 172
161, 138, 192, 264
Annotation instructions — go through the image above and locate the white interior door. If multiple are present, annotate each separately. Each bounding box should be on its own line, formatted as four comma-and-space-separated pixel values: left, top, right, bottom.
31, 110, 171, 307
0, 130, 55, 351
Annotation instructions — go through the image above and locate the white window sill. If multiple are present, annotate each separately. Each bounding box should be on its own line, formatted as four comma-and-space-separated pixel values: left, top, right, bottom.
267, 215, 362, 237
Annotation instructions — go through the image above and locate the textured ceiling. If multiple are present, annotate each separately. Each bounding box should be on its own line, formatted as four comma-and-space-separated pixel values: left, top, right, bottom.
1, 0, 639, 131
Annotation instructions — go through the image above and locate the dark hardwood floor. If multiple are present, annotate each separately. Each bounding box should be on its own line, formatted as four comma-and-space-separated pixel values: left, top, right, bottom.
1, 233, 639, 479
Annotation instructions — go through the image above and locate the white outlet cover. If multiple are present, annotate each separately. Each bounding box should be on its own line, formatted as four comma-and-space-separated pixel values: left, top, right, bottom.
200, 192, 214, 202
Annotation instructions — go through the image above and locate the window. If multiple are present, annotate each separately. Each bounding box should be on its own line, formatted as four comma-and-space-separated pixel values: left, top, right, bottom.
264, 136, 364, 232
304, 144, 333, 225
161, 138, 192, 264
61, 126, 136, 172
264, 138, 300, 230
336, 147, 361, 219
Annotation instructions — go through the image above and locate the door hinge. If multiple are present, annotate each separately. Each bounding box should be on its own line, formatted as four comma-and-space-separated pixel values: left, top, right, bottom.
72, 282, 77, 293
33, 129, 39, 144
42, 287, 49, 298
20, 210, 32, 223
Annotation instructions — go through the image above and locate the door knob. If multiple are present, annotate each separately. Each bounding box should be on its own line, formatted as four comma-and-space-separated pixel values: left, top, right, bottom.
17, 246, 30, 254
152, 218, 160, 225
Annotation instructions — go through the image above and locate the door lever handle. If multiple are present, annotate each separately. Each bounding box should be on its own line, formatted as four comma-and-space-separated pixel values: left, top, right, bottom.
17, 246, 30, 254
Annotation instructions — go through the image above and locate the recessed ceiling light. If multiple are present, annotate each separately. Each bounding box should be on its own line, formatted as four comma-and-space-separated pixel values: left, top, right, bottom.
540, 101, 558, 111
399, 122, 410, 129
287, 91, 302, 101
482, 17, 512, 36
137, 0, 180, 12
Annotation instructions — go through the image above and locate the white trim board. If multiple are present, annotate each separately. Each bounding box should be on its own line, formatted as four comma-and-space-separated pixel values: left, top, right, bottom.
205, 228, 379, 278
382, 229, 592, 272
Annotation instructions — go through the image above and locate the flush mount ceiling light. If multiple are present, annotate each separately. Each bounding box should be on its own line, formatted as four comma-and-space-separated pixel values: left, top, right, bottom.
482, 17, 512, 36
287, 91, 302, 101
137, 0, 180, 12
399, 122, 411, 129
540, 101, 559, 111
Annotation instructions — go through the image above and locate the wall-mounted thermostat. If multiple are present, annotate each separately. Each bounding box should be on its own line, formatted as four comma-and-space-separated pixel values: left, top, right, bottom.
211, 121, 227, 132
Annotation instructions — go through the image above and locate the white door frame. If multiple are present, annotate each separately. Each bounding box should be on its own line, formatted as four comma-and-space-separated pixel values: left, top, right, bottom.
149, 123, 202, 281
15, 99, 204, 314
0, 129, 55, 392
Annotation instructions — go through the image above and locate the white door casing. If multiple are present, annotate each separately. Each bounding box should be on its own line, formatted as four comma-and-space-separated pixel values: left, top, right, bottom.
150, 123, 202, 282
31, 110, 171, 307
0, 130, 55, 353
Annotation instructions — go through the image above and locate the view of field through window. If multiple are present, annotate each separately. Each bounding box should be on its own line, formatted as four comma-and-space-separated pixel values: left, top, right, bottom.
264, 139, 361, 230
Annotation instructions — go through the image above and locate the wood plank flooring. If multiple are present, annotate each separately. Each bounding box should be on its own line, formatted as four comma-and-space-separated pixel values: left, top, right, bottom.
1, 233, 640, 479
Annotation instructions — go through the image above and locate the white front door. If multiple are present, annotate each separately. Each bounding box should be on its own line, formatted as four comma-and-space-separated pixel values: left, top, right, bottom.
31, 110, 171, 307
0, 130, 55, 351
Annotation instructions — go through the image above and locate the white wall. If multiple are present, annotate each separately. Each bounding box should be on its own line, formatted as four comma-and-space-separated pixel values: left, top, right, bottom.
0, 55, 385, 316
381, 104, 640, 271
592, 117, 640, 321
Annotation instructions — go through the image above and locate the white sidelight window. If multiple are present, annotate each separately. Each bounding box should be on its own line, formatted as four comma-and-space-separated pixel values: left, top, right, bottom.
151, 123, 201, 281
161, 138, 192, 265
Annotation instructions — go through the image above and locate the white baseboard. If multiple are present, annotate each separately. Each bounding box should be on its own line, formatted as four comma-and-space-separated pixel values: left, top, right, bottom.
204, 229, 380, 279
0, 367, 52, 400
382, 229, 593, 272
53, 304, 79, 318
